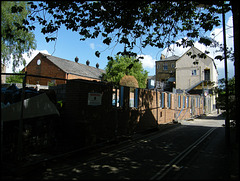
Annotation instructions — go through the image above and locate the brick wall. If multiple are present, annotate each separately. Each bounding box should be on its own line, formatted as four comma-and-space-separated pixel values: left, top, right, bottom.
61, 80, 204, 147
24, 53, 66, 85
63, 79, 113, 146
24, 54, 101, 86
67, 73, 101, 81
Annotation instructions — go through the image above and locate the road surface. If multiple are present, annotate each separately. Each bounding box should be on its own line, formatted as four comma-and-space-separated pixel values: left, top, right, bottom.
10, 113, 233, 180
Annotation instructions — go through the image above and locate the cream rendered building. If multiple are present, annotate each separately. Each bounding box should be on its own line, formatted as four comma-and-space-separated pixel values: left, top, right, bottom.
175, 46, 218, 113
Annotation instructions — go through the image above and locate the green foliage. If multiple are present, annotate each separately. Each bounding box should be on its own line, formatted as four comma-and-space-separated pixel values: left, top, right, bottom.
1, 1, 36, 72
6, 71, 24, 83
216, 77, 235, 120
104, 55, 148, 88
15, 1, 226, 58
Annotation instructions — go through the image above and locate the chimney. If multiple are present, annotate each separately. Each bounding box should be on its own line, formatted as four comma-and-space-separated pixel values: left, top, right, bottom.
86, 60, 90, 66
96, 63, 99, 68
75, 56, 79, 63
160, 54, 165, 60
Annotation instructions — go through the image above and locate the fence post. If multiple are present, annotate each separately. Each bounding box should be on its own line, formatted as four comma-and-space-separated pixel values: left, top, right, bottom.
18, 71, 27, 160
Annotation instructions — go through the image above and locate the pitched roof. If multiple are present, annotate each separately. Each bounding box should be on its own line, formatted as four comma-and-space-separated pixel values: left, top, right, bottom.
178, 46, 218, 73
40, 53, 105, 80
157, 55, 180, 62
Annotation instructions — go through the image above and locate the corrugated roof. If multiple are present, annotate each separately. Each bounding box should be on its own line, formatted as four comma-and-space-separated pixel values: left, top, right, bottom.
40, 53, 105, 80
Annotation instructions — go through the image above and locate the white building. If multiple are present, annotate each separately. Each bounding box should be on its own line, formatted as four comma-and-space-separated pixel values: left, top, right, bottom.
175, 46, 218, 113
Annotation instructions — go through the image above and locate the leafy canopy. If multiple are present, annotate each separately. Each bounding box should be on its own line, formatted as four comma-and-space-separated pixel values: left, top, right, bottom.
6, 71, 24, 84
216, 77, 235, 120
104, 55, 148, 88
1, 1, 36, 72
9, 1, 227, 60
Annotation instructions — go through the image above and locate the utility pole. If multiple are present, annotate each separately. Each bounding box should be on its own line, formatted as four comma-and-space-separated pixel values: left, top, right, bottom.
222, 5, 230, 144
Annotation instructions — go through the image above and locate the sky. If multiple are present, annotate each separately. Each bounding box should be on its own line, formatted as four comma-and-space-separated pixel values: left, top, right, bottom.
6, 9, 234, 80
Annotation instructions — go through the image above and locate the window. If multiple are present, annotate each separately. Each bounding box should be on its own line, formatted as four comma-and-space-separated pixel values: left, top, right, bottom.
157, 64, 160, 69
204, 69, 210, 81
171, 63, 175, 68
192, 69, 197, 76
163, 63, 168, 70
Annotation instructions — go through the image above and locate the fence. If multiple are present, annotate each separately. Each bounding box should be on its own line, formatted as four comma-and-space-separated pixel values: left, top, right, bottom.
62, 79, 204, 147
1, 72, 65, 161
1, 72, 204, 161
111, 87, 203, 121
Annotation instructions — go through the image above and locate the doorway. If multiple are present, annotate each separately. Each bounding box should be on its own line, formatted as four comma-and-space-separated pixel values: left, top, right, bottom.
204, 69, 210, 81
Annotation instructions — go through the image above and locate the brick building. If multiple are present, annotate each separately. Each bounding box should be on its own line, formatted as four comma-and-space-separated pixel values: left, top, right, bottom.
23, 52, 105, 85
155, 55, 179, 91
155, 55, 179, 82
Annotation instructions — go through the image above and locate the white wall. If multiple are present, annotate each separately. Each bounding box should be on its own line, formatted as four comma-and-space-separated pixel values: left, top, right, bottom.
176, 47, 218, 90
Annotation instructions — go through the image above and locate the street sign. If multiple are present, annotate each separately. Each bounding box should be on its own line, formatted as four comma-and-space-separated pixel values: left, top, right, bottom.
88, 93, 102, 106
204, 89, 209, 97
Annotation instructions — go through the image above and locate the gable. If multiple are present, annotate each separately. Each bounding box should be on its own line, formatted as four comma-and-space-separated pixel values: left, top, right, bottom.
24, 53, 65, 76
26, 53, 106, 80
176, 46, 218, 73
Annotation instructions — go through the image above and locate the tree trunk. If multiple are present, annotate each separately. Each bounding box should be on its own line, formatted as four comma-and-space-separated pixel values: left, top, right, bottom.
231, 1, 239, 142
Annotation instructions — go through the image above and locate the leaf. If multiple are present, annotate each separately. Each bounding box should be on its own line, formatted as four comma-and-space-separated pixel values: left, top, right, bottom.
45, 37, 50, 43
136, 56, 143, 62
95, 51, 100, 58
107, 56, 113, 61
215, 55, 224, 61
30, 16, 35, 21
127, 63, 134, 70
190, 54, 196, 59
199, 37, 212, 46
102, 33, 108, 37
11, 5, 17, 13
103, 37, 112, 45
198, 53, 207, 59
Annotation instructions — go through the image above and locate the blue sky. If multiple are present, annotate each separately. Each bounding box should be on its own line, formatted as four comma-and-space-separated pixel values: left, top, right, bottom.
7, 9, 234, 80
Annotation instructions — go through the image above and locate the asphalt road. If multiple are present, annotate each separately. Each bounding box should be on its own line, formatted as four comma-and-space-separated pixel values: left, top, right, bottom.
15, 112, 234, 180
164, 113, 230, 180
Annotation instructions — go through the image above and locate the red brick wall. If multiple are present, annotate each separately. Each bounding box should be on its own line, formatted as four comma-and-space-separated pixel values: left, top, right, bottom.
133, 91, 204, 127
24, 53, 66, 85
67, 74, 101, 81
61, 80, 204, 146
63, 79, 113, 145
24, 53, 101, 86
